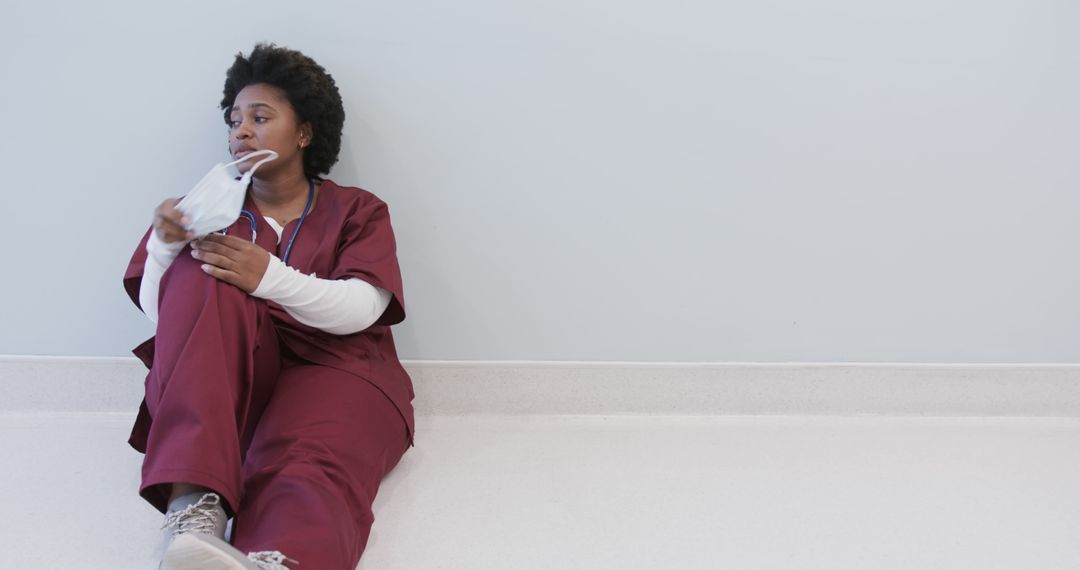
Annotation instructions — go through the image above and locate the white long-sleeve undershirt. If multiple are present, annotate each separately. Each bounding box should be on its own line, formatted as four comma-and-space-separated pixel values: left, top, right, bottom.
139, 233, 186, 324
138, 220, 391, 335
251, 254, 391, 334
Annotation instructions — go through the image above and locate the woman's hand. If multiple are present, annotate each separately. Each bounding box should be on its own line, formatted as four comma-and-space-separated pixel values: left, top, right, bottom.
153, 198, 194, 243
191, 234, 271, 293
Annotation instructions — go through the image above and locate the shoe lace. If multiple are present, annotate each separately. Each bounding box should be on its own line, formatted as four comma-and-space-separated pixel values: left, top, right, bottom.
160, 493, 224, 536
247, 550, 299, 569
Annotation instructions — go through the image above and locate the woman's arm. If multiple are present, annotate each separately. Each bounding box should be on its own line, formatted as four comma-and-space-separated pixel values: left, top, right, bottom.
252, 254, 392, 334
139, 199, 193, 323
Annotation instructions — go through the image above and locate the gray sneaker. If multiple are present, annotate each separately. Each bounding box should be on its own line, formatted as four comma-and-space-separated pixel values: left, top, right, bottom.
161, 532, 257, 569
162, 532, 297, 570
159, 492, 228, 560
247, 550, 299, 569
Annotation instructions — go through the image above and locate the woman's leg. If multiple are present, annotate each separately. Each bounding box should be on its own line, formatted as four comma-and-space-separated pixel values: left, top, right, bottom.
139, 245, 281, 516
231, 365, 410, 569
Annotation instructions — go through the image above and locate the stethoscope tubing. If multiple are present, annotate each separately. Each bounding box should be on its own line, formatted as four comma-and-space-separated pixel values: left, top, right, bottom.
219, 179, 315, 266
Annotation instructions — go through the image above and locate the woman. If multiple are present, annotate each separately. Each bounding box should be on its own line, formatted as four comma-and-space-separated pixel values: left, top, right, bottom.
122, 44, 415, 570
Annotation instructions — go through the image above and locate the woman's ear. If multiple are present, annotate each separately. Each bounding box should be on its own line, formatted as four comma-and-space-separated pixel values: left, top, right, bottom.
300, 122, 314, 148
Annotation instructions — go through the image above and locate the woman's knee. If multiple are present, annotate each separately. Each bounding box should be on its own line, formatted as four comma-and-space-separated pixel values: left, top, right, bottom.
158, 247, 263, 316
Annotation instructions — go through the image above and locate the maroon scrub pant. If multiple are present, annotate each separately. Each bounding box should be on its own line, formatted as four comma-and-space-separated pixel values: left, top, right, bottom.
138, 247, 410, 569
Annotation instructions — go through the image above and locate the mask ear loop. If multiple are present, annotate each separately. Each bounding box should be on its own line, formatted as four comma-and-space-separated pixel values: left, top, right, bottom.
229, 149, 280, 184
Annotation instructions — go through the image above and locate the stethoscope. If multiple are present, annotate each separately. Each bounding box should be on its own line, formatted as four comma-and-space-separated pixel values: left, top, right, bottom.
221, 178, 315, 266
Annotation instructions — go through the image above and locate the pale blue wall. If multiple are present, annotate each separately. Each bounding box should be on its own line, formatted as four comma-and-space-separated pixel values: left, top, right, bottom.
3, 0, 1078, 362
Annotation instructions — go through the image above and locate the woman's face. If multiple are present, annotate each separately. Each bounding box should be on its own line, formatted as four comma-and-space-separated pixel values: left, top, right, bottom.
228, 83, 311, 177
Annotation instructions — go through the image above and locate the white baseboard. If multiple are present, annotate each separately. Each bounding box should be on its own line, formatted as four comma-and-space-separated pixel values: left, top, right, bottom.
0, 356, 1077, 417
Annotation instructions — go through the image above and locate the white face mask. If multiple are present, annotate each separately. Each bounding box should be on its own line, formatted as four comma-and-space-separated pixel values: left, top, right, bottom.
176, 150, 278, 238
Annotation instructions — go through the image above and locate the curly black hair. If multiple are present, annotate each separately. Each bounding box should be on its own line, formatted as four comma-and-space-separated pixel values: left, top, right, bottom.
221, 44, 345, 178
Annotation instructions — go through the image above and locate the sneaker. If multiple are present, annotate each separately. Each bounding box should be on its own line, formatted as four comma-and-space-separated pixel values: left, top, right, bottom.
159, 492, 228, 563
247, 550, 300, 569
161, 532, 298, 569
161, 532, 258, 569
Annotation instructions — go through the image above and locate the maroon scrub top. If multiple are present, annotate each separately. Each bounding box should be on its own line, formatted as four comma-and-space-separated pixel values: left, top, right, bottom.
123, 180, 415, 444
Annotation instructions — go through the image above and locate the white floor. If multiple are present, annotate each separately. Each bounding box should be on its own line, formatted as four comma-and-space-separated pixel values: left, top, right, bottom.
2, 412, 1079, 569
